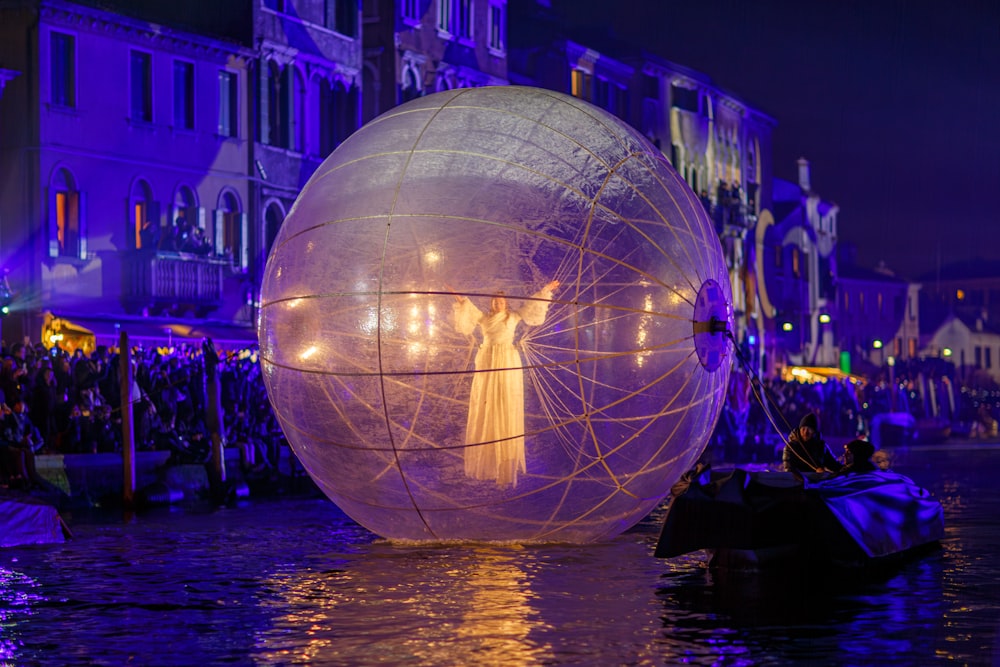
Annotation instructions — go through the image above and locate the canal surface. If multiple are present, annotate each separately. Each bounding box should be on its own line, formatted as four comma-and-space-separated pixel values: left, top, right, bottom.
1, 446, 998, 666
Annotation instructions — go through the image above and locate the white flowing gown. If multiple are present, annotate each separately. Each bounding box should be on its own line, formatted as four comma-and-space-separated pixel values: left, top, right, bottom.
453, 288, 555, 487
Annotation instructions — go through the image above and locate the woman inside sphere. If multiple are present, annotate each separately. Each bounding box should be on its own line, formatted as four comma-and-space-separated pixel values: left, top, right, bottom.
452, 280, 559, 488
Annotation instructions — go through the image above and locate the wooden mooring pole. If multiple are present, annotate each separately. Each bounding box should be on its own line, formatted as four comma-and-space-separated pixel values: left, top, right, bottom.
119, 331, 136, 510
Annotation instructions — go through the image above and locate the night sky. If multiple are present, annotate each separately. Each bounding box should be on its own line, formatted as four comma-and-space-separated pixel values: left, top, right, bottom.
553, 0, 1000, 280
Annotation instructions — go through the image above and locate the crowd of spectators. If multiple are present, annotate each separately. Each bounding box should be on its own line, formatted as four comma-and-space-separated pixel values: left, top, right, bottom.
710, 361, 1000, 462
0, 340, 284, 490
4, 335, 999, 488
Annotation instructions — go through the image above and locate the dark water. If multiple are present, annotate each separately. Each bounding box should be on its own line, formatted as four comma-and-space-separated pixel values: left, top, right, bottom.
1, 447, 998, 666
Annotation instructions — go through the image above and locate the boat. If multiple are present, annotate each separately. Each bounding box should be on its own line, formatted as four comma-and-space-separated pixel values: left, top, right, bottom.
654, 466, 944, 569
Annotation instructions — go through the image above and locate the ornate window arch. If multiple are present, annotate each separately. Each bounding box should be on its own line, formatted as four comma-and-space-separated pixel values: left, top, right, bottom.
263, 199, 286, 262
215, 188, 247, 271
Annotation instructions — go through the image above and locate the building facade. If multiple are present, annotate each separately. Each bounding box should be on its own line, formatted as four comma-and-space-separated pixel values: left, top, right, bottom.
0, 0, 363, 350
361, 0, 509, 125
761, 160, 840, 369
836, 263, 918, 373
1, 0, 961, 386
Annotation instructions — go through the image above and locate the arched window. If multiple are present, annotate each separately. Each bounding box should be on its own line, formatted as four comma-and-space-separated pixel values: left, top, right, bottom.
291, 67, 306, 153
265, 61, 289, 148
128, 179, 156, 250
400, 66, 421, 103
264, 201, 284, 261
173, 185, 198, 229
216, 190, 247, 271
50, 167, 85, 259
319, 78, 356, 156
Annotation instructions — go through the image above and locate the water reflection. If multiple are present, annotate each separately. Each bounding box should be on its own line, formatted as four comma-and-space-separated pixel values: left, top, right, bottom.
0, 448, 997, 665
251, 544, 533, 664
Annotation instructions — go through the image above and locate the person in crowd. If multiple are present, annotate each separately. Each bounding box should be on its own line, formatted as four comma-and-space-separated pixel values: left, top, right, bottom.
0, 357, 25, 407
783, 412, 842, 475
1, 399, 47, 489
838, 438, 878, 474
872, 449, 892, 471
28, 366, 59, 452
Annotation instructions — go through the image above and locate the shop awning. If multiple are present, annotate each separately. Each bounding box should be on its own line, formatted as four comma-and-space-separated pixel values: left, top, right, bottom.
783, 366, 866, 385
49, 313, 258, 351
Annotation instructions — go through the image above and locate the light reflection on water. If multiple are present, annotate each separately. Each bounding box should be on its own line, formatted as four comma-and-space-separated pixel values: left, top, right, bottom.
1, 447, 998, 666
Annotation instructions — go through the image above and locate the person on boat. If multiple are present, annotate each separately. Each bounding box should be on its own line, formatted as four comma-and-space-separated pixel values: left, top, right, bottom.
783, 412, 841, 475
838, 438, 878, 474
872, 449, 892, 471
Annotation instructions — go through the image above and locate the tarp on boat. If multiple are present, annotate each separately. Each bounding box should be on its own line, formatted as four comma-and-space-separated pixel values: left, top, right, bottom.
807, 472, 945, 558
655, 468, 944, 563
0, 496, 66, 547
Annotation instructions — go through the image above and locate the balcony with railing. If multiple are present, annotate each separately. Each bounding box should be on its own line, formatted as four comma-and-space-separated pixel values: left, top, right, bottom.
121, 251, 228, 317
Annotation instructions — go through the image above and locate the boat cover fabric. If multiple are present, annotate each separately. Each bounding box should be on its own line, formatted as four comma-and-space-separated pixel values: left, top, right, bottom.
806, 471, 945, 558
0, 496, 66, 547
655, 467, 944, 563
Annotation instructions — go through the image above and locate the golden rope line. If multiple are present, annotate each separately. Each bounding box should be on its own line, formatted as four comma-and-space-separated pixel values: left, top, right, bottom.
262, 248, 724, 504
258, 331, 693, 383
261, 288, 696, 334
268, 86, 722, 310
324, 360, 718, 522
268, 193, 714, 312
524, 350, 720, 506
500, 349, 708, 514
585, 150, 706, 297
288, 344, 712, 519
259, 290, 698, 375
265, 214, 705, 312
270, 125, 720, 286
541, 348, 706, 493
372, 99, 461, 538
616, 366, 724, 480
269, 298, 720, 438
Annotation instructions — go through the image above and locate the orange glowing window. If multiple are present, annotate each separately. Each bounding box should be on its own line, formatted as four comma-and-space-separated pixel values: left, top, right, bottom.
56, 192, 67, 248
571, 70, 584, 98
134, 202, 145, 248
55, 189, 79, 256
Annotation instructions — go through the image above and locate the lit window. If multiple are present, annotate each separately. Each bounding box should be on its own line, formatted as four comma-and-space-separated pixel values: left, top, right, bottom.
129, 180, 157, 251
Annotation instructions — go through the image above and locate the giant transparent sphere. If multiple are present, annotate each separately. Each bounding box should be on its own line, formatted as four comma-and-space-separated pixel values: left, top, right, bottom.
258, 86, 732, 543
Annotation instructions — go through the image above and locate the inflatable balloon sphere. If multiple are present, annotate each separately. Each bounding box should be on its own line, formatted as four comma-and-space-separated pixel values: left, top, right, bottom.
258, 86, 733, 543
